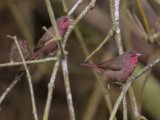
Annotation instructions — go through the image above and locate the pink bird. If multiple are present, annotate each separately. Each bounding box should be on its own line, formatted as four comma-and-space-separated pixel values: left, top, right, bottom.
33, 16, 73, 59
81, 50, 141, 84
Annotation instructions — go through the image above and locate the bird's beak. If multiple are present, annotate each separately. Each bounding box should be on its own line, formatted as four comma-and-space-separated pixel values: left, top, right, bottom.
136, 53, 141, 56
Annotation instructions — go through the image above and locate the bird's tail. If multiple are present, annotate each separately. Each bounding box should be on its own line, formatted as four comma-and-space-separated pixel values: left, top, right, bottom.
80, 63, 103, 74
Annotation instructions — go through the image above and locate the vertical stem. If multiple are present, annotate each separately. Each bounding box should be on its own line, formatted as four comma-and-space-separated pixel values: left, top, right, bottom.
123, 96, 127, 120
45, 0, 61, 40
43, 60, 60, 120
111, 0, 125, 119
135, 0, 150, 34
114, 0, 124, 55
110, 1, 140, 119
45, 0, 65, 57
61, 56, 76, 120
128, 88, 140, 118
63, 0, 97, 45
61, 0, 68, 13
11, 36, 38, 120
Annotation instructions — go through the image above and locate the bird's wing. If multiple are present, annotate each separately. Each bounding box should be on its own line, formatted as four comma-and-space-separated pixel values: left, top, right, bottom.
97, 58, 122, 71
34, 27, 54, 51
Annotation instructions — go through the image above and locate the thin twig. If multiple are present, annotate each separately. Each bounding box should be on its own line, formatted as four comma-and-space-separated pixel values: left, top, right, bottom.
63, 0, 97, 45
135, 0, 150, 34
42, 26, 55, 39
132, 11, 147, 36
45, 0, 65, 57
113, 0, 124, 55
123, 95, 127, 120
43, 60, 60, 120
154, 16, 160, 31
61, 56, 76, 120
138, 48, 158, 113
0, 57, 57, 68
61, 0, 68, 13
109, 57, 160, 120
111, 1, 142, 119
0, 72, 24, 105
0, 51, 57, 106
85, 26, 115, 61
45, 0, 61, 40
128, 87, 140, 118
110, 1, 127, 120
45, 0, 76, 119
62, 0, 113, 118
8, 35, 38, 120
127, 10, 147, 118
127, 10, 147, 39
68, 0, 85, 16
74, 27, 114, 120
109, 0, 114, 21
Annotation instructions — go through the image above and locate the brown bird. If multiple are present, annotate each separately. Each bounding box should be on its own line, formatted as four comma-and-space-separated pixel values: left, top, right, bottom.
81, 50, 141, 84
0, 39, 31, 104
33, 16, 73, 59
10, 39, 31, 62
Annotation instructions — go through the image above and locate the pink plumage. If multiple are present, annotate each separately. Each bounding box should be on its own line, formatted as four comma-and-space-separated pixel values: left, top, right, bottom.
81, 50, 141, 84
33, 16, 73, 59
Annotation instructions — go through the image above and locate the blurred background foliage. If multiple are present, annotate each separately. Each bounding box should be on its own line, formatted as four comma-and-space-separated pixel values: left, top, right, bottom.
0, 0, 160, 120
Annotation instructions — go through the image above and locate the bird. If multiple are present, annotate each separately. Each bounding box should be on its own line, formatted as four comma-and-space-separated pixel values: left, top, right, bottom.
33, 16, 73, 59
0, 39, 31, 104
10, 39, 31, 62
81, 50, 141, 84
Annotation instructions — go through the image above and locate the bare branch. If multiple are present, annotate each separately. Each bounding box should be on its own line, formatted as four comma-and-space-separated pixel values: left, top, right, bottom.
123, 96, 127, 120
0, 57, 57, 68
0, 72, 24, 105
7, 35, 38, 120
45, 0, 65, 57
135, 0, 150, 34
68, 0, 85, 16
61, 56, 76, 120
85, 26, 114, 61
61, 0, 68, 13
43, 60, 60, 120
63, 0, 97, 45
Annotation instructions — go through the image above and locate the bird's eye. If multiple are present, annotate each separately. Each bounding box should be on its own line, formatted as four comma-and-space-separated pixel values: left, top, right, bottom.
131, 55, 135, 57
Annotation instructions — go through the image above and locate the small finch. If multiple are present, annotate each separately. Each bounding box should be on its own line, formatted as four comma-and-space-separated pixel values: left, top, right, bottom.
10, 39, 31, 62
0, 39, 31, 104
81, 50, 141, 84
33, 16, 73, 59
